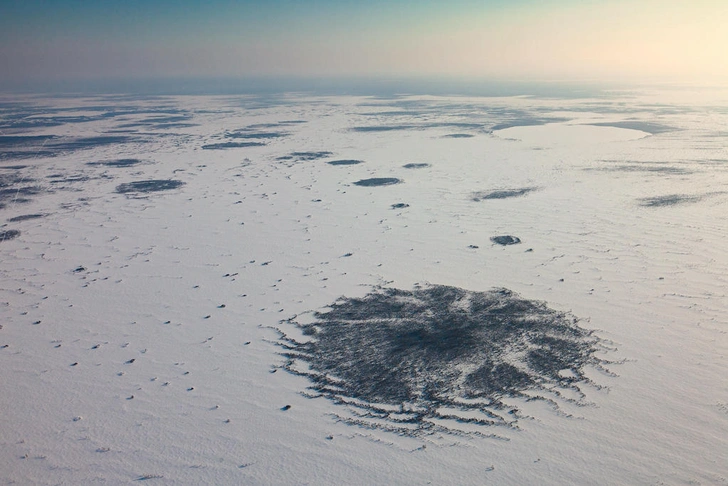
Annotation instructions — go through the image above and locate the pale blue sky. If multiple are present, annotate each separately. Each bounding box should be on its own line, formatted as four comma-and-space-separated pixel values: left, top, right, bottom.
1, 0, 727, 86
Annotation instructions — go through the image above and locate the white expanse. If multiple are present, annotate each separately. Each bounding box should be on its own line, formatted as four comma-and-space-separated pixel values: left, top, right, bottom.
1, 87, 727, 485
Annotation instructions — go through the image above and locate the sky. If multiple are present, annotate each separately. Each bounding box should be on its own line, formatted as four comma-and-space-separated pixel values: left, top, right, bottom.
1, 0, 727, 88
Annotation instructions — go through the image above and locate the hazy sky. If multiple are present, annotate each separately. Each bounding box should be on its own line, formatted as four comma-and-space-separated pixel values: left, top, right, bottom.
2, 0, 727, 85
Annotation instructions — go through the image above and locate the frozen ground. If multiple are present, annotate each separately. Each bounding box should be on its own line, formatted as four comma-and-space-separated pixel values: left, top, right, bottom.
1, 86, 727, 484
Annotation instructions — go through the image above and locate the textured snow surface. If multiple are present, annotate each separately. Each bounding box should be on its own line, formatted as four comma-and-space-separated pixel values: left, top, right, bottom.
1, 88, 727, 485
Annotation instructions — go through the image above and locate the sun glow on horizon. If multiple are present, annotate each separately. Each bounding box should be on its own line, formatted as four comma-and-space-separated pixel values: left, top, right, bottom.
1, 0, 727, 87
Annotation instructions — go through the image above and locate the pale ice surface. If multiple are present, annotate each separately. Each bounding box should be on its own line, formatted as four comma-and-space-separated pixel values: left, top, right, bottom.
1, 87, 727, 485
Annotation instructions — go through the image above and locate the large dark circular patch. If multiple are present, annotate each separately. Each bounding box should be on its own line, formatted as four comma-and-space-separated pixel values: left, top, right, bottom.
278, 284, 611, 437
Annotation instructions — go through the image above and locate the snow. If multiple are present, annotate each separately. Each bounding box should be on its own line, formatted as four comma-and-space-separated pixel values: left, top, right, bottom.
1, 88, 727, 485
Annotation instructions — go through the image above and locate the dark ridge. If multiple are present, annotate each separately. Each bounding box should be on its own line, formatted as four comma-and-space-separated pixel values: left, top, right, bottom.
0, 165, 28, 170
403, 163, 430, 169
0, 229, 21, 241
327, 159, 363, 166
277, 284, 611, 437
353, 178, 402, 187
87, 158, 143, 167
491, 235, 521, 245
115, 180, 185, 194
8, 213, 45, 222
588, 121, 674, 135
472, 187, 539, 201
202, 142, 266, 150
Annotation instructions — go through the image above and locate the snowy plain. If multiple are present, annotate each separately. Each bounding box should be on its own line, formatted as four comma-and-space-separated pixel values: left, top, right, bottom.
1, 85, 727, 485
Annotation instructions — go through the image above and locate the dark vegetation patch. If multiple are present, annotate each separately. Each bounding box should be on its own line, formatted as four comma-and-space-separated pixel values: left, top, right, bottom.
143, 115, 190, 124
429, 122, 482, 129
47, 174, 92, 184
472, 187, 539, 201
0, 171, 26, 188
0, 119, 63, 129
87, 158, 143, 167
444, 133, 475, 138
51, 136, 132, 150
0, 135, 58, 160
277, 284, 611, 437
127, 115, 192, 126
0, 185, 46, 206
0, 229, 21, 241
0, 135, 56, 148
202, 142, 266, 150
115, 180, 185, 194
0, 151, 57, 161
152, 122, 197, 129
277, 151, 333, 162
491, 235, 521, 245
8, 213, 45, 222
403, 163, 430, 169
328, 159, 363, 166
117, 116, 196, 129
0, 106, 127, 130
353, 178, 402, 187
588, 121, 674, 135
638, 194, 702, 207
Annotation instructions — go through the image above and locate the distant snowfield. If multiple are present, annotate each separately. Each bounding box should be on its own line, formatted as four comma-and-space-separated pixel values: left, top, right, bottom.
1, 88, 727, 485
494, 123, 650, 145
